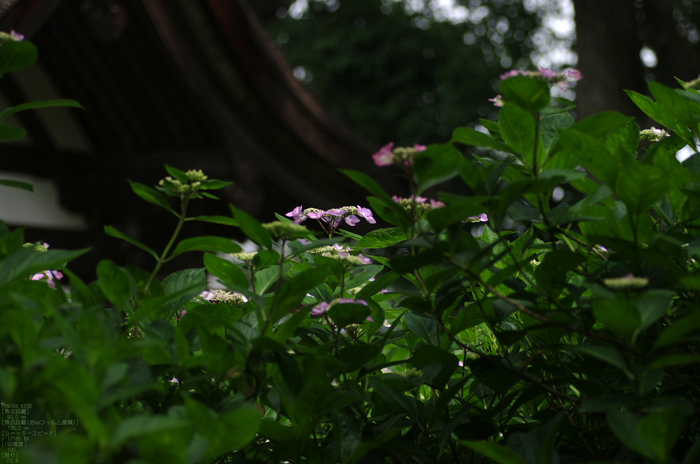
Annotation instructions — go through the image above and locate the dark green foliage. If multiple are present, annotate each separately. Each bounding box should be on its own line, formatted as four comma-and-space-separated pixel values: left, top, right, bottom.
4, 34, 700, 464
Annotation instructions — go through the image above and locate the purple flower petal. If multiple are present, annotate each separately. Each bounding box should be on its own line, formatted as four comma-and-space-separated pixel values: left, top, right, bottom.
312, 302, 330, 316
286, 206, 308, 224
344, 215, 360, 226
356, 205, 376, 224
539, 67, 558, 78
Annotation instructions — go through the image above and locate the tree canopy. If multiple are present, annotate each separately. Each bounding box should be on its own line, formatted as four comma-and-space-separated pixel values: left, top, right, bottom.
265, 0, 568, 146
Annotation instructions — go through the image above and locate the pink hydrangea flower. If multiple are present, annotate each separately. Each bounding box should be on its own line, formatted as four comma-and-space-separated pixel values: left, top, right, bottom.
539, 67, 558, 78
356, 205, 376, 224
372, 142, 395, 166
565, 69, 583, 81
500, 69, 523, 80
312, 301, 330, 316
286, 206, 307, 224
414, 144, 427, 152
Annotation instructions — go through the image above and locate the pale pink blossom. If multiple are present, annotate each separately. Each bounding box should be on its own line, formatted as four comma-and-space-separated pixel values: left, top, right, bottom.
372, 142, 395, 166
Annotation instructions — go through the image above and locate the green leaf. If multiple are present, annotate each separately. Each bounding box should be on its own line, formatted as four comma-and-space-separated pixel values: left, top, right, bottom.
592, 298, 640, 339
0, 98, 83, 119
164, 165, 189, 183
615, 164, 672, 218
169, 236, 242, 260
0, 247, 89, 287
451, 127, 516, 154
0, 179, 33, 191
356, 228, 407, 248
461, 440, 529, 464
558, 129, 621, 187
0, 40, 37, 76
572, 345, 630, 375
649, 81, 700, 132
540, 112, 575, 159
499, 103, 538, 166
404, 312, 442, 346
425, 196, 489, 230
191, 215, 239, 227
355, 271, 398, 300
635, 290, 673, 333
413, 143, 464, 193
131, 280, 205, 324
340, 169, 413, 229
368, 376, 417, 416
534, 249, 584, 297
607, 411, 655, 460
410, 345, 458, 389
652, 311, 700, 350
500, 75, 551, 114
198, 179, 232, 190
0, 123, 26, 142
96, 260, 136, 308
129, 181, 177, 215
230, 205, 272, 249
104, 225, 158, 259
162, 268, 207, 314
203, 253, 249, 290
110, 416, 188, 448
273, 267, 328, 323
328, 302, 371, 328
573, 111, 636, 140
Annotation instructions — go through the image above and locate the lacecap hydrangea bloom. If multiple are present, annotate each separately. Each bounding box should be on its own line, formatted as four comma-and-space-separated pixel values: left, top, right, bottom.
286, 205, 376, 227
308, 243, 372, 265
492, 67, 583, 106
372, 143, 427, 167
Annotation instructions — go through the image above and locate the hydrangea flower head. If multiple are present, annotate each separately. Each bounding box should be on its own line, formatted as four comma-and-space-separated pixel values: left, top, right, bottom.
372, 142, 395, 166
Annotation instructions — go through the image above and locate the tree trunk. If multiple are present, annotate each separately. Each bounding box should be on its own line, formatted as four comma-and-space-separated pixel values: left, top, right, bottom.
572, 0, 648, 121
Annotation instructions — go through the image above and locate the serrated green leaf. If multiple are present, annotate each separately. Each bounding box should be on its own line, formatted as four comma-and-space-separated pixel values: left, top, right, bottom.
500, 75, 551, 114
203, 253, 249, 291
356, 228, 407, 248
96, 259, 136, 308
169, 236, 242, 260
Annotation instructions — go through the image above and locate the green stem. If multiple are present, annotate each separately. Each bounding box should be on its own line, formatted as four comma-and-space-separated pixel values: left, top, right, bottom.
144, 194, 190, 294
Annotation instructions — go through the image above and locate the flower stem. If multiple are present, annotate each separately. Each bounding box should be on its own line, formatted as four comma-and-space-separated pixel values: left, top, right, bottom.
144, 194, 190, 294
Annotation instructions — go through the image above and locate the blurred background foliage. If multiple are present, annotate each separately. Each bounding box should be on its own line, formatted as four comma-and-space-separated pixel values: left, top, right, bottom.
262, 0, 571, 146
257, 0, 700, 146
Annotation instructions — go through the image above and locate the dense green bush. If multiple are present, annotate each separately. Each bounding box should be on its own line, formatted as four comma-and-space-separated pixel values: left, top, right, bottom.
2, 35, 700, 464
